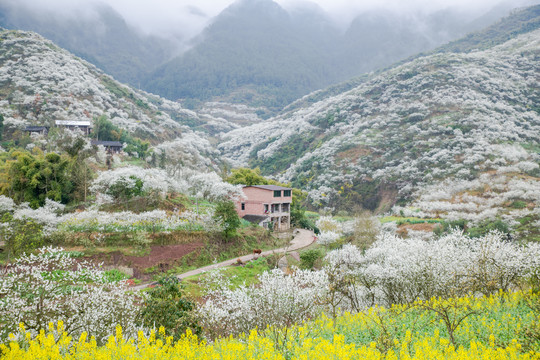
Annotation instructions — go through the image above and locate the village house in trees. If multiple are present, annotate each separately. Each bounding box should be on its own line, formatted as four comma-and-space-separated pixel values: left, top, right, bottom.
236, 185, 292, 231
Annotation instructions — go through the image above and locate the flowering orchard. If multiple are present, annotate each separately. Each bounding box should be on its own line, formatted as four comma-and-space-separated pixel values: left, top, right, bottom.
90, 166, 242, 204
199, 230, 540, 336
0, 159, 243, 240
0, 196, 223, 241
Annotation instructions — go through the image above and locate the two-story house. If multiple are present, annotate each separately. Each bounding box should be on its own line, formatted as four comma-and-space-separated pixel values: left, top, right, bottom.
235, 185, 292, 231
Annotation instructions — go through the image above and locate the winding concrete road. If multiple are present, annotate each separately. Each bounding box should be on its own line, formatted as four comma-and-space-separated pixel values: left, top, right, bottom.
132, 229, 315, 291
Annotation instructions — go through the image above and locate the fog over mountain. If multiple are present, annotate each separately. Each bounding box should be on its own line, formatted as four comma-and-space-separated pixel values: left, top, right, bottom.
143, 0, 539, 110
1, 0, 538, 111
3, 0, 536, 41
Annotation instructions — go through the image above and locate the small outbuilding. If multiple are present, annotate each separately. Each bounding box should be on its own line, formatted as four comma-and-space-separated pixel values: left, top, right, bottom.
24, 126, 49, 135
91, 140, 123, 153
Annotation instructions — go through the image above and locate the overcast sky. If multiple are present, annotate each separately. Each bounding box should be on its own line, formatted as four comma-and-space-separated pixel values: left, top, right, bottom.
6, 0, 538, 40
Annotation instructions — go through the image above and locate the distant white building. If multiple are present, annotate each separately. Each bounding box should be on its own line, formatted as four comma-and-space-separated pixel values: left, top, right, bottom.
55, 120, 92, 135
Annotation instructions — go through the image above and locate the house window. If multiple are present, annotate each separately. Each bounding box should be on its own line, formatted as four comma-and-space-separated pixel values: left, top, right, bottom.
273, 190, 281, 197
264, 204, 269, 214
241, 203, 245, 210
283, 190, 291, 197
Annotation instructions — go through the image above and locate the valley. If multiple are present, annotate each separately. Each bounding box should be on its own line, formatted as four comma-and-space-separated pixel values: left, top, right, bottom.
0, 2, 538, 359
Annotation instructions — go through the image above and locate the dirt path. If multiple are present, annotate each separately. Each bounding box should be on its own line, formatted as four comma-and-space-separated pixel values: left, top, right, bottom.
132, 229, 315, 290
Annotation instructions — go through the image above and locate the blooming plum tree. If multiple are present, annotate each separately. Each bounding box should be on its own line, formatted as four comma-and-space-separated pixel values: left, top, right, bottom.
0, 247, 142, 344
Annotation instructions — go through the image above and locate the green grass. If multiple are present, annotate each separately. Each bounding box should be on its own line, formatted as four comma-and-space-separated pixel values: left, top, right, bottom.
185, 197, 215, 212
115, 158, 146, 167
380, 216, 443, 224
333, 216, 354, 222
513, 214, 540, 242
103, 269, 130, 282
181, 257, 271, 298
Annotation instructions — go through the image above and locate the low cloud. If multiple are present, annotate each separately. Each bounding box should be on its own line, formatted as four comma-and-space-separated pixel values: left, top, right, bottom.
4, 0, 538, 42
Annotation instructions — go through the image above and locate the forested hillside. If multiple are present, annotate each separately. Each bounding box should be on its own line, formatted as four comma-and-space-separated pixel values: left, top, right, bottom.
144, 0, 523, 111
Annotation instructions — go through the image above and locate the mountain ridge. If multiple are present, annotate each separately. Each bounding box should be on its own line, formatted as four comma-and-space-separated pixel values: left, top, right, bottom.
144, 0, 529, 112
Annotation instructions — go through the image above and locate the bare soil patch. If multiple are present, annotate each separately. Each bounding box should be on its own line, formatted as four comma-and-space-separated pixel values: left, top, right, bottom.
89, 243, 204, 280
397, 222, 438, 237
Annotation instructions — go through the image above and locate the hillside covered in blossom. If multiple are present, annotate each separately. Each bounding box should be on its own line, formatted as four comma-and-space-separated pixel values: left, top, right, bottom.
0, 28, 240, 170
1, 10, 539, 238
219, 28, 540, 229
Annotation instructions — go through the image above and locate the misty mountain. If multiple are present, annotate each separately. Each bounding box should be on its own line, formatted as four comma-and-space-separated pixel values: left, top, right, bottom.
0, 2, 177, 87
144, 0, 342, 111
1, 0, 535, 114
144, 0, 529, 112
283, 3, 540, 115
434, 4, 540, 53
218, 19, 540, 223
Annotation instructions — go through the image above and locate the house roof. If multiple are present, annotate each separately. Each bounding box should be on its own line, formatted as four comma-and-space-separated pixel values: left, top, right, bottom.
243, 215, 270, 224
91, 140, 123, 147
55, 120, 91, 126
247, 185, 291, 191
24, 126, 48, 131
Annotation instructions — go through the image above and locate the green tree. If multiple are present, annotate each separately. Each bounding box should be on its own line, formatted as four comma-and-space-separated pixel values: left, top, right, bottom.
299, 249, 323, 270
0, 214, 44, 259
2, 149, 73, 208
225, 167, 269, 186
107, 176, 144, 208
138, 276, 201, 341
94, 115, 150, 158
0, 113, 4, 141
214, 199, 241, 239
63, 138, 94, 203
94, 115, 122, 141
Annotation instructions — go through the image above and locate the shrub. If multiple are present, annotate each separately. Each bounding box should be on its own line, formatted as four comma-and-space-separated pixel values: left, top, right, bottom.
0, 216, 45, 257
468, 219, 510, 238
512, 200, 527, 209
138, 276, 201, 341
213, 200, 240, 239
300, 249, 323, 270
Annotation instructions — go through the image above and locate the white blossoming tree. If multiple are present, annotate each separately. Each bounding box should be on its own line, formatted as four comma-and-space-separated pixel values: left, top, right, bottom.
0, 247, 142, 344
197, 230, 540, 338
198, 268, 329, 338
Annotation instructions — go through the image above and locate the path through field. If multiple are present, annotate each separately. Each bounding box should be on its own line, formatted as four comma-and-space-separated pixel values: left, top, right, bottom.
132, 229, 315, 290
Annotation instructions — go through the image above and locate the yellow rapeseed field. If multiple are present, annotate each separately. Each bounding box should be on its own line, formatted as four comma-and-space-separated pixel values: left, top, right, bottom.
2, 291, 539, 359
